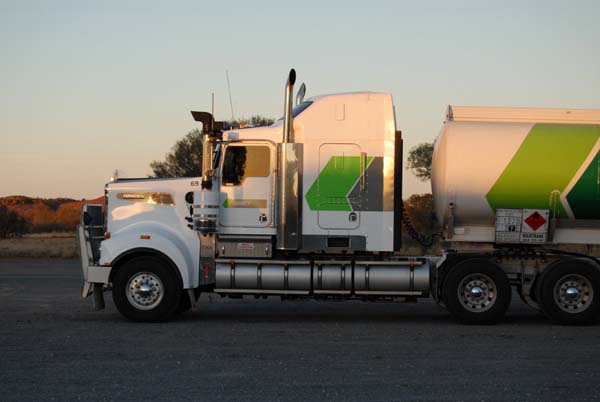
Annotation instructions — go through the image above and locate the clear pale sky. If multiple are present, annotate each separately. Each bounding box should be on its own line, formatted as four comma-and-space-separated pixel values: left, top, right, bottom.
1, 0, 599, 199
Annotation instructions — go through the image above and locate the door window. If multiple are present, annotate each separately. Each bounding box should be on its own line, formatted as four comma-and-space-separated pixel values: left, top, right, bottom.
222, 145, 270, 186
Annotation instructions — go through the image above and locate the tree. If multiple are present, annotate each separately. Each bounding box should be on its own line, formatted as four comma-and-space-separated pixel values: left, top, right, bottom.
150, 129, 204, 178
406, 142, 434, 181
402, 193, 440, 251
150, 116, 275, 178
0, 205, 28, 238
403, 194, 436, 233
236, 115, 275, 127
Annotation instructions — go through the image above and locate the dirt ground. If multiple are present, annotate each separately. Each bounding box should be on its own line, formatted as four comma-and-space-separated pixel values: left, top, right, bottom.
0, 233, 598, 260
0, 233, 77, 258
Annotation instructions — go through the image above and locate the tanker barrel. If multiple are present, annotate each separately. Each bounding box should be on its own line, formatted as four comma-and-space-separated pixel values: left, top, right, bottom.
432, 105, 600, 244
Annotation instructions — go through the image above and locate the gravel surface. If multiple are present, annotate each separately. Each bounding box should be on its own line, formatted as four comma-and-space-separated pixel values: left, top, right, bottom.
1, 259, 600, 402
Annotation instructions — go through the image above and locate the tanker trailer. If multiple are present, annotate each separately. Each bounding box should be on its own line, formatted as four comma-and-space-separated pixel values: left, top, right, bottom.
432, 105, 600, 245
429, 105, 600, 324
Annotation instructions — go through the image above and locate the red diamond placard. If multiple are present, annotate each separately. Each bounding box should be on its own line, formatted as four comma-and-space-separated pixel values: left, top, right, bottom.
524, 211, 546, 231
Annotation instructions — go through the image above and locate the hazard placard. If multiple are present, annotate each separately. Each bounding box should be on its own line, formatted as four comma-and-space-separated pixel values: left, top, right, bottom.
495, 209, 522, 243
521, 209, 549, 243
495, 208, 549, 244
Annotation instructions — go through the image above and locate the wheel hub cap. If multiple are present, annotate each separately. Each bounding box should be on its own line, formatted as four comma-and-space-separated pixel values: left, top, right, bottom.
554, 274, 593, 313
126, 272, 164, 310
470, 286, 484, 298
138, 283, 153, 297
458, 273, 497, 313
565, 287, 580, 300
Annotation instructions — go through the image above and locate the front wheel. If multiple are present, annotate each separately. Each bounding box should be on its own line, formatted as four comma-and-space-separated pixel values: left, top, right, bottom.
112, 256, 181, 322
538, 259, 600, 325
442, 258, 512, 325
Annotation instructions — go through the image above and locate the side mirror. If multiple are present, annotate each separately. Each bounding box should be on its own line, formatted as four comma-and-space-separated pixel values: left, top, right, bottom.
83, 211, 93, 226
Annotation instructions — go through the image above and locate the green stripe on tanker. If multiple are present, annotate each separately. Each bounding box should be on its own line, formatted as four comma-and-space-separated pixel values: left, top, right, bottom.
566, 150, 600, 219
486, 124, 600, 218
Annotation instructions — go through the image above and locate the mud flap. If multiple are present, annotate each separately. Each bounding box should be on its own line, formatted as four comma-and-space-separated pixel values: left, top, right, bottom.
92, 283, 105, 310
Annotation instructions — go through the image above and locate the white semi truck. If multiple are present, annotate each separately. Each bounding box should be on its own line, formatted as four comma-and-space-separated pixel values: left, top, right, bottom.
78, 69, 600, 325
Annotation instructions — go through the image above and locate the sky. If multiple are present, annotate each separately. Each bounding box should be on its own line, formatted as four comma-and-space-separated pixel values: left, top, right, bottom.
1, 0, 599, 199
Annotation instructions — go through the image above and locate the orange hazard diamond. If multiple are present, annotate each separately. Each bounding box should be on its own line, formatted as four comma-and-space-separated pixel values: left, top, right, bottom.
524, 211, 546, 231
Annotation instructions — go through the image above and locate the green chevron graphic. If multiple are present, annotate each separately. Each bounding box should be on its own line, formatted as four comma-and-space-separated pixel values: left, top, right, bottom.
487, 124, 600, 218
306, 155, 373, 211
566, 150, 600, 219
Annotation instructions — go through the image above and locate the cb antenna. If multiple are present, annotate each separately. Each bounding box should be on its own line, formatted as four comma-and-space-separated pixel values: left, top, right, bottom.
211, 92, 215, 129
226, 69, 235, 122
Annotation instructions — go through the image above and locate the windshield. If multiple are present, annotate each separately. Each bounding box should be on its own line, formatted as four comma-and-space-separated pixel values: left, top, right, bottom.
277, 101, 313, 121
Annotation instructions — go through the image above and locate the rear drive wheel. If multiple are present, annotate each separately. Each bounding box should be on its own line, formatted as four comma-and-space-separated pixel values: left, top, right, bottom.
112, 256, 181, 322
538, 259, 600, 325
442, 259, 512, 325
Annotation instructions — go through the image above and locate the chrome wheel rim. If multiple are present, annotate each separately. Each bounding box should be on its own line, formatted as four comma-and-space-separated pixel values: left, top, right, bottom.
458, 273, 497, 312
126, 272, 164, 310
553, 274, 593, 313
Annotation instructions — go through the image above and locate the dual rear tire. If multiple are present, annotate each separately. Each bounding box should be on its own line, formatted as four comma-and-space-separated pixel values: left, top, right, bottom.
536, 259, 600, 325
442, 257, 600, 325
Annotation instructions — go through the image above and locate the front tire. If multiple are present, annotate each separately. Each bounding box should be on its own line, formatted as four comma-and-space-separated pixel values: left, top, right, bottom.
442, 258, 512, 325
112, 256, 181, 322
538, 259, 600, 325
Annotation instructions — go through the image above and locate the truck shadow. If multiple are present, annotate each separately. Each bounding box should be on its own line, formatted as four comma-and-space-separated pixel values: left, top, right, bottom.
171, 306, 551, 327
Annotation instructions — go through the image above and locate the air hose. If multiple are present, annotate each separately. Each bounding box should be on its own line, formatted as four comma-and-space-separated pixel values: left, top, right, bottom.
401, 209, 442, 248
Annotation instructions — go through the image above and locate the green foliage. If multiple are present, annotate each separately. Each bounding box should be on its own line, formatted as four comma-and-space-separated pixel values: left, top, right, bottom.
403, 194, 436, 232
402, 193, 439, 249
150, 129, 204, 178
407, 142, 434, 181
236, 115, 275, 127
0, 205, 28, 238
150, 116, 275, 178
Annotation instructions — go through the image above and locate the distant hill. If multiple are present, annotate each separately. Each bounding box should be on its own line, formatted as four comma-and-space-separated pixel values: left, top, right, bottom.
0, 195, 104, 230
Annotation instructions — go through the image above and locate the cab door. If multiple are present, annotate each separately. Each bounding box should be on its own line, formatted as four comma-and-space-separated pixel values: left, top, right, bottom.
316, 143, 364, 230
219, 142, 274, 228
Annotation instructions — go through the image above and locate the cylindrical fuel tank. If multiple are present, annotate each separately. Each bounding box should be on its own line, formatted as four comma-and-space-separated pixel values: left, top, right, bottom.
312, 261, 352, 294
215, 261, 312, 293
354, 259, 430, 295
431, 106, 600, 244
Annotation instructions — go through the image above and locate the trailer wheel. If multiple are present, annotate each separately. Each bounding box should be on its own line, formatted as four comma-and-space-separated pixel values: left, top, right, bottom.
112, 256, 181, 322
442, 259, 512, 324
538, 259, 600, 325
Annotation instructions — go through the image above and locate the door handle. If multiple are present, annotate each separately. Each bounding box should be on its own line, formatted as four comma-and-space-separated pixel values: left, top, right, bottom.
360, 152, 367, 191
259, 213, 267, 222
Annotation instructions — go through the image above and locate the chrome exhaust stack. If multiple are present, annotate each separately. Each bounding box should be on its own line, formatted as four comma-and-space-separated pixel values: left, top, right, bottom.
276, 69, 303, 250
283, 69, 296, 143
